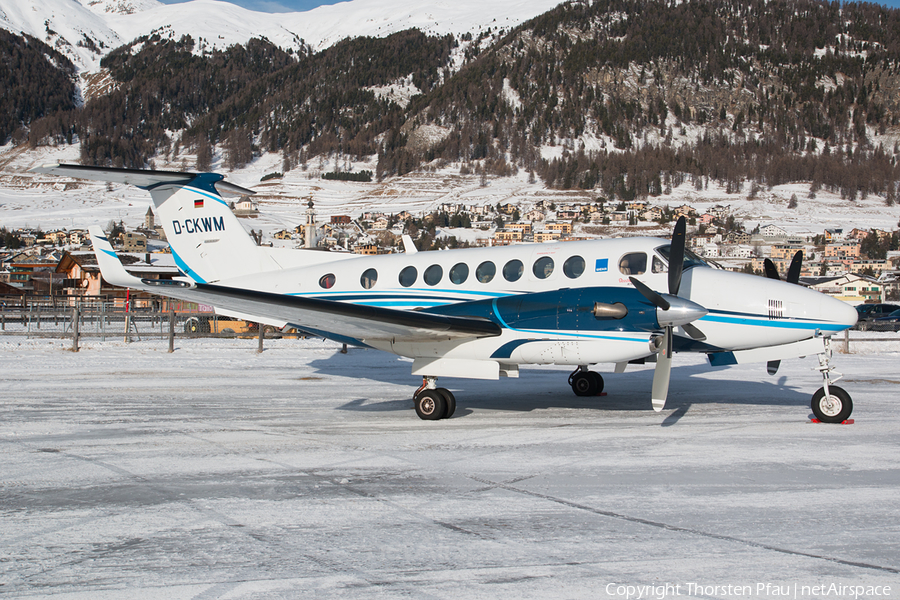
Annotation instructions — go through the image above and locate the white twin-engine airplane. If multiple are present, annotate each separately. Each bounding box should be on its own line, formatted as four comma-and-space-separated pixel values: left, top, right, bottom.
33, 164, 859, 422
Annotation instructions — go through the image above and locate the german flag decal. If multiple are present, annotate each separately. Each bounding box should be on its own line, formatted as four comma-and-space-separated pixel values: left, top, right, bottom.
194, 198, 204, 209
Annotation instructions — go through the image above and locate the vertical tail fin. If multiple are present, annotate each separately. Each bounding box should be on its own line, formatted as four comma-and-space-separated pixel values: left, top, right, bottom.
30, 164, 278, 283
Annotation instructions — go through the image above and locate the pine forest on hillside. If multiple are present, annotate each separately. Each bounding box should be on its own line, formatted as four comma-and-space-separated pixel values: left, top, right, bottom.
4, 0, 900, 204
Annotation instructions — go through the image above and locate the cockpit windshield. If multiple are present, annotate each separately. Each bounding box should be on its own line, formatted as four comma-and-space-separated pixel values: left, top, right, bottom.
655, 245, 709, 271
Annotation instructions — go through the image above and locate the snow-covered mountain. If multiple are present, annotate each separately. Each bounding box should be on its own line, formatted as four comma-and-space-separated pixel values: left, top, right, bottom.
0, 0, 564, 73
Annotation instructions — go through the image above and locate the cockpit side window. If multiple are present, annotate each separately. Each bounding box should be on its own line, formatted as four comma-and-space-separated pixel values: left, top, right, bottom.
655, 245, 709, 270
618, 252, 647, 275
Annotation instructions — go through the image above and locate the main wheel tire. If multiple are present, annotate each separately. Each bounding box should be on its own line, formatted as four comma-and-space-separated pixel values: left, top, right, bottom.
571, 371, 598, 397
811, 386, 853, 423
588, 371, 604, 395
436, 388, 456, 419
415, 390, 447, 421
184, 317, 210, 334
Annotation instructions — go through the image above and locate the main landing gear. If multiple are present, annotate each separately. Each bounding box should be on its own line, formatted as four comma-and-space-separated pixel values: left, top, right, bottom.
413, 377, 457, 420
811, 338, 853, 423
569, 366, 604, 397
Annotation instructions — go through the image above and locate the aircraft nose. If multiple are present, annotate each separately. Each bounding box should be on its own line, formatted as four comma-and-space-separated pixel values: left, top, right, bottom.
825, 295, 858, 330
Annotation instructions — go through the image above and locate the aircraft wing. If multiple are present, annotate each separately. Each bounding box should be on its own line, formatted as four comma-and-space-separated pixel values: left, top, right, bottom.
89, 227, 501, 344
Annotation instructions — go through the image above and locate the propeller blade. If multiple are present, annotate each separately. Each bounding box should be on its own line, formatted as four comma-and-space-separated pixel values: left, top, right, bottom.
763, 258, 781, 280
786, 250, 803, 284
682, 322, 707, 341
767, 360, 780, 375
668, 216, 686, 296
651, 327, 673, 411
629, 276, 670, 310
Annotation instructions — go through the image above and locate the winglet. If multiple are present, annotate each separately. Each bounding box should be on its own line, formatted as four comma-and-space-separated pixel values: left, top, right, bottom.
88, 226, 143, 288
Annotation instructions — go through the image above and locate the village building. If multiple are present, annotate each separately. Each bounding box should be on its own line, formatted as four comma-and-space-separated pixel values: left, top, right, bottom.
759, 224, 788, 239
534, 230, 561, 243
7, 254, 61, 293
672, 204, 698, 218
555, 209, 580, 220
121, 232, 148, 253
493, 229, 524, 245
824, 240, 861, 259
708, 204, 731, 219
808, 273, 882, 303
849, 259, 891, 276
233, 196, 259, 216
544, 222, 573, 235
506, 222, 532, 234
770, 244, 804, 260
824, 228, 845, 242
641, 206, 664, 221
353, 243, 389, 256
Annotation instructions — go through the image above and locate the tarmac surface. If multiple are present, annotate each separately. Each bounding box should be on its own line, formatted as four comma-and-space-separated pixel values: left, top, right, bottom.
1, 337, 898, 599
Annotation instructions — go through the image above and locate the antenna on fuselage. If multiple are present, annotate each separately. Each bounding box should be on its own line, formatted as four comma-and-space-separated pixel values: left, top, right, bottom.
402, 235, 418, 254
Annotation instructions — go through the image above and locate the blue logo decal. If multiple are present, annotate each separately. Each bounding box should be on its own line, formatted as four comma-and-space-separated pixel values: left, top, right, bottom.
595, 258, 608, 272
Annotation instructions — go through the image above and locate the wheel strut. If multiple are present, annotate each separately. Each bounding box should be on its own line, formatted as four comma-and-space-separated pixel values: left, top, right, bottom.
811, 337, 853, 423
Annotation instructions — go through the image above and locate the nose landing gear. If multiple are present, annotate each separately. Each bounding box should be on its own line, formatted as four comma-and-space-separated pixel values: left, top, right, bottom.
413, 377, 457, 420
811, 338, 853, 423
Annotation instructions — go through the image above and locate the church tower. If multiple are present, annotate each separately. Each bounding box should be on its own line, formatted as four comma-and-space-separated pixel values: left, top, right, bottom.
305, 199, 317, 249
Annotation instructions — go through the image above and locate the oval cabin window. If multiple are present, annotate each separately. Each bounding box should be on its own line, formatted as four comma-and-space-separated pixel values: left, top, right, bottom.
399, 266, 418, 287
503, 259, 524, 282
563, 256, 585, 279
424, 264, 443, 286
533, 256, 554, 279
360, 268, 378, 289
449, 263, 469, 285
319, 273, 336, 289
476, 261, 496, 283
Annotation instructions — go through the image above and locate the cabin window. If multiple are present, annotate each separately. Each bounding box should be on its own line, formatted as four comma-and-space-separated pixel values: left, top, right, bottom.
563, 255, 585, 279
319, 273, 336, 289
476, 261, 496, 283
449, 263, 469, 285
399, 266, 417, 287
360, 268, 377, 289
618, 252, 647, 275
533, 256, 554, 279
424, 264, 443, 286
503, 259, 524, 282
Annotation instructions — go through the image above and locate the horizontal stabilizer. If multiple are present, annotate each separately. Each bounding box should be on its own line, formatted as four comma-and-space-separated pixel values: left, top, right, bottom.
29, 163, 256, 196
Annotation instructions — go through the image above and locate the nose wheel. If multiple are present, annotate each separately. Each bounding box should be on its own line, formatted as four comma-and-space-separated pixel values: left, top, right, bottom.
811, 338, 853, 423
413, 377, 456, 420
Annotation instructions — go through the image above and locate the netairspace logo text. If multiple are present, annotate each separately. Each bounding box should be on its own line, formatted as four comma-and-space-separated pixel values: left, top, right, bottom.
604, 582, 893, 599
